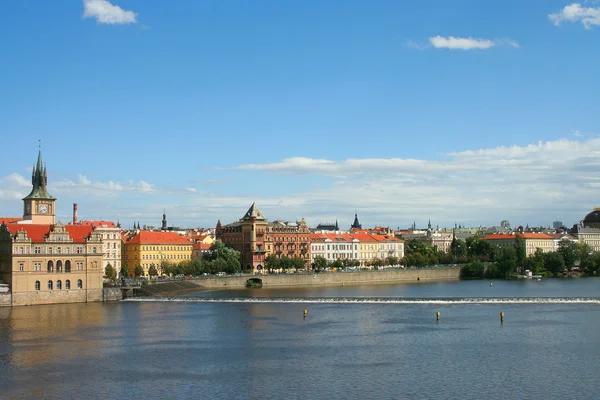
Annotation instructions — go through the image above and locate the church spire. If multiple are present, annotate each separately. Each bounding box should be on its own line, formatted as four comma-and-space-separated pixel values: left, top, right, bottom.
24, 143, 55, 201
351, 212, 362, 230
162, 209, 167, 230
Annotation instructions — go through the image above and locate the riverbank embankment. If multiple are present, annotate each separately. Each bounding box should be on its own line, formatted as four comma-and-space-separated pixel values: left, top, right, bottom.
135, 267, 461, 297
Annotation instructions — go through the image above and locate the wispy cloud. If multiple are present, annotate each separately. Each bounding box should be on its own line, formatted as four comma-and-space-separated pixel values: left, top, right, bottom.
3, 138, 600, 228
215, 138, 600, 227
428, 36, 519, 50
572, 129, 585, 137
549, 3, 600, 29
52, 175, 155, 196
82, 0, 137, 25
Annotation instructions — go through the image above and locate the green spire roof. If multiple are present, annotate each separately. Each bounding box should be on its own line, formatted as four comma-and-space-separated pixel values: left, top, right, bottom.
23, 148, 55, 200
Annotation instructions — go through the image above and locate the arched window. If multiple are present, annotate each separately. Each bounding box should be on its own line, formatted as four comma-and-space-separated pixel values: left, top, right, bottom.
48, 280, 53, 290
65, 280, 71, 290
35, 281, 40, 291
56, 280, 62, 290
65, 260, 71, 273
77, 279, 83, 289
47, 260, 54, 273
56, 260, 63, 273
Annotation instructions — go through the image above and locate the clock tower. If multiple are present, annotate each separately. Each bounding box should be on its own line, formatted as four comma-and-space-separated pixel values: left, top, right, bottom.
23, 146, 56, 224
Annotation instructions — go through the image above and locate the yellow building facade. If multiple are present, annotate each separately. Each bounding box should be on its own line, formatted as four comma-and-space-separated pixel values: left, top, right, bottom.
123, 231, 193, 276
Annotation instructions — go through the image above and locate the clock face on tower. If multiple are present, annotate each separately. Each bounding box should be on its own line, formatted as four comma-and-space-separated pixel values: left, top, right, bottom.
39, 205, 48, 214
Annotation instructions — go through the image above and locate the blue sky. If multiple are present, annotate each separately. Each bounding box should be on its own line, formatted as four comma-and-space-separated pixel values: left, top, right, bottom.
1, 0, 599, 229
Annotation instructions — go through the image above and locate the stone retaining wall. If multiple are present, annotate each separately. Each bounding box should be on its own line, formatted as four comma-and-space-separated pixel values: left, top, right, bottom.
0, 293, 11, 307
103, 287, 124, 302
194, 268, 461, 289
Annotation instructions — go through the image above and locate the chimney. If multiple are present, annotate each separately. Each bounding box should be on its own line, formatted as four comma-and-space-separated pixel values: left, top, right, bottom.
73, 203, 78, 225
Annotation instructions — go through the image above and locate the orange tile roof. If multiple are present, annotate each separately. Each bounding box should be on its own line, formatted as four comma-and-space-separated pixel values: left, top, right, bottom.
348, 233, 379, 242
193, 242, 212, 250
126, 230, 192, 245
0, 217, 23, 224
5, 224, 95, 243
78, 220, 116, 228
482, 233, 554, 240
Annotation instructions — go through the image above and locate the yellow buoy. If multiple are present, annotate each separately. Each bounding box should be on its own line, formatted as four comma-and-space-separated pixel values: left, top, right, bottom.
500, 312, 504, 322
436, 311, 440, 321
303, 309, 307, 316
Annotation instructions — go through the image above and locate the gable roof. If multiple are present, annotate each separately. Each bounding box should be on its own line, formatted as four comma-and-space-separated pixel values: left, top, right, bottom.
482, 233, 554, 240
0, 217, 23, 224
125, 230, 192, 245
5, 223, 95, 243
242, 202, 266, 221
78, 220, 116, 228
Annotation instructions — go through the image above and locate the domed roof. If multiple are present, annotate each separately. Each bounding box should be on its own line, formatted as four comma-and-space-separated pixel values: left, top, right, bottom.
583, 207, 600, 224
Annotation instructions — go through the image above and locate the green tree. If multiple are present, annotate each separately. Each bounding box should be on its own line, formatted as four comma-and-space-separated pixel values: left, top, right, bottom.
451, 238, 467, 258
160, 260, 175, 276
134, 265, 143, 277
148, 264, 158, 277
291, 257, 306, 271
586, 252, 600, 276
331, 259, 344, 270
120, 265, 129, 278
497, 247, 517, 278
514, 235, 526, 271
524, 248, 545, 274
265, 254, 281, 273
544, 252, 565, 277
104, 264, 117, 281
205, 240, 242, 273
577, 242, 593, 273
557, 240, 578, 272
312, 256, 328, 271
386, 256, 399, 266
460, 261, 485, 279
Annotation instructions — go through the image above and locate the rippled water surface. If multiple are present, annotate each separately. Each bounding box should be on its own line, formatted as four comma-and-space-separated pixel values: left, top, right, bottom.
1, 279, 599, 399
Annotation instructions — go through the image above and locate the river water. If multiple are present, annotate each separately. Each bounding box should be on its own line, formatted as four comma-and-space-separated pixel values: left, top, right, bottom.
1, 278, 599, 399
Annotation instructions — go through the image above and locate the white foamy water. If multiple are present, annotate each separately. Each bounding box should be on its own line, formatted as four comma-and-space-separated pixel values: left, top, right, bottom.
124, 296, 600, 304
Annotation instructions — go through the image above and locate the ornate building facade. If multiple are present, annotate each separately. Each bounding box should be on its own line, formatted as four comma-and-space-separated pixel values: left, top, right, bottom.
216, 203, 311, 273
0, 148, 104, 306
122, 230, 193, 277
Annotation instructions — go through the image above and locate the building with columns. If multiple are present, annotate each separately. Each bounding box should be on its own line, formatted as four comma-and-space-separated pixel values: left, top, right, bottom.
0, 148, 104, 306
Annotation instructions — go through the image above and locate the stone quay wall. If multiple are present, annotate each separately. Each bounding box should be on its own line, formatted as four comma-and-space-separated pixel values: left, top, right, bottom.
103, 287, 124, 302
193, 268, 461, 290
0, 293, 11, 307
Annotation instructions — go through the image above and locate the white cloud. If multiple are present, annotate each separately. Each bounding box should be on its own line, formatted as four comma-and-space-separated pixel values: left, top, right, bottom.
53, 176, 155, 196
215, 138, 600, 228
185, 188, 197, 193
572, 129, 585, 137
3, 138, 600, 229
428, 35, 519, 50
82, 0, 137, 25
5, 173, 31, 188
549, 3, 600, 28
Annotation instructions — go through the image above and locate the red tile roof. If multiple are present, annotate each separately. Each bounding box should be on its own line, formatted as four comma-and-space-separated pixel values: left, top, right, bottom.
193, 242, 212, 250
78, 220, 116, 228
5, 224, 95, 243
0, 217, 23, 224
482, 233, 554, 240
126, 231, 192, 245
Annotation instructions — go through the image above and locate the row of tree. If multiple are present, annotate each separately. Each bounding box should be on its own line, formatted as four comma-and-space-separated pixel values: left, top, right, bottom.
116, 240, 242, 278
430, 236, 600, 279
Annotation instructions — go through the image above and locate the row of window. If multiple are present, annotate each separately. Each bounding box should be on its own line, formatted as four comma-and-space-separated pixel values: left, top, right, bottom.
134, 254, 191, 260
16, 246, 95, 255
130, 245, 190, 251
18, 260, 85, 272
34, 279, 83, 291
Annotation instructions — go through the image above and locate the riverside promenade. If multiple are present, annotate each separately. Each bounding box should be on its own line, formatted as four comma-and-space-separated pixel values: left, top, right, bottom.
135, 267, 462, 296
